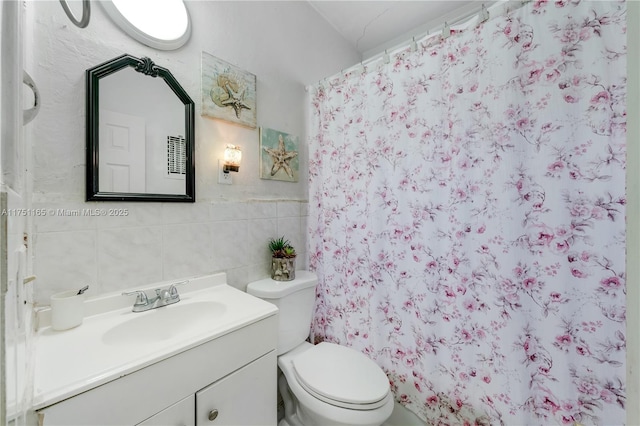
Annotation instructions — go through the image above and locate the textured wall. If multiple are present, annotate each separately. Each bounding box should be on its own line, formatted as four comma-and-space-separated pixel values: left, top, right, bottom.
28, 1, 359, 304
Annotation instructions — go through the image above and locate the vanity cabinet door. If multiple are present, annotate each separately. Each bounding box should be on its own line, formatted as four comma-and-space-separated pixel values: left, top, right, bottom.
195, 351, 276, 425
137, 394, 195, 426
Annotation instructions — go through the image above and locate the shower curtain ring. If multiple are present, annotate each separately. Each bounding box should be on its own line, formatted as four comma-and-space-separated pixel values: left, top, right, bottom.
442, 22, 451, 39
480, 4, 490, 23
383, 50, 390, 64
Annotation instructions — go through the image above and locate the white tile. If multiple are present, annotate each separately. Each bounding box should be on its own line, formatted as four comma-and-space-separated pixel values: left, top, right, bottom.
300, 216, 308, 250
33, 202, 98, 232
98, 203, 164, 229
224, 267, 249, 292
98, 227, 164, 291
210, 201, 249, 221
210, 220, 248, 271
246, 262, 271, 286
277, 217, 302, 254
300, 202, 309, 217
162, 223, 215, 280
247, 201, 277, 219
296, 252, 309, 271
277, 201, 301, 218
34, 231, 97, 305
162, 202, 211, 225
248, 218, 277, 264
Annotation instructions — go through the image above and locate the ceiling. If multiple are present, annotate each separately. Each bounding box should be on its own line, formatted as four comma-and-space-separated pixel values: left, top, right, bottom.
308, 1, 487, 59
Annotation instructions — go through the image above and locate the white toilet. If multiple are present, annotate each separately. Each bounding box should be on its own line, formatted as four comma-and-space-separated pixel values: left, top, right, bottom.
247, 271, 394, 426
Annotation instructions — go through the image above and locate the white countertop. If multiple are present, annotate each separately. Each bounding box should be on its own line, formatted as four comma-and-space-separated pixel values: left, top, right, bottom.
32, 273, 278, 410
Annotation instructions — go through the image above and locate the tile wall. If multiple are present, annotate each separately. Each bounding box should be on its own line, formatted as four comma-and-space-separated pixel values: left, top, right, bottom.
32, 200, 308, 305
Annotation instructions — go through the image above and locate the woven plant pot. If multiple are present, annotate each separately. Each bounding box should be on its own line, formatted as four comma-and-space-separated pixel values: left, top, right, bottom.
271, 257, 296, 281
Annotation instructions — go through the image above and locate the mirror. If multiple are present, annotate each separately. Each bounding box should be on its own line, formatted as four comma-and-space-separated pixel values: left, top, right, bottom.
86, 54, 195, 202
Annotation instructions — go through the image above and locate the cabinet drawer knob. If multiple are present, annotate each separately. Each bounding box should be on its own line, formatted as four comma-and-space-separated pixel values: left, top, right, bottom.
208, 409, 219, 422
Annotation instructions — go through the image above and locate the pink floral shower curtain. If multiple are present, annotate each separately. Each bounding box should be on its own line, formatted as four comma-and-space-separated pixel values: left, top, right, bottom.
308, 1, 626, 424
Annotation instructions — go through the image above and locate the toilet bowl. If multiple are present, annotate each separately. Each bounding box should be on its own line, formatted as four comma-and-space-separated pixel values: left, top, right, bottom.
247, 271, 393, 426
278, 341, 393, 426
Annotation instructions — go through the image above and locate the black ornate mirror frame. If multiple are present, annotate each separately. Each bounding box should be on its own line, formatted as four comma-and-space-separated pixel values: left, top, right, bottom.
86, 54, 195, 202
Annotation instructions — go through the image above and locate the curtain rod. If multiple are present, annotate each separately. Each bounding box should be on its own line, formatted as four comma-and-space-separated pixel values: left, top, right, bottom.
315, 0, 531, 87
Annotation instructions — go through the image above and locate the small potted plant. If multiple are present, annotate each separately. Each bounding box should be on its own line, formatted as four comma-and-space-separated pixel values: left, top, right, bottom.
268, 236, 296, 281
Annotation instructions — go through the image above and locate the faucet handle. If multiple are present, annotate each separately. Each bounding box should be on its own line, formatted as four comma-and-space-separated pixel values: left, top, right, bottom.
155, 287, 172, 301
122, 290, 149, 306
168, 280, 189, 297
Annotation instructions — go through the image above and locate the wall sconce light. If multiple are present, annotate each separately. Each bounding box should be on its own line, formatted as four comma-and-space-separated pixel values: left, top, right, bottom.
218, 144, 242, 185
223, 144, 242, 173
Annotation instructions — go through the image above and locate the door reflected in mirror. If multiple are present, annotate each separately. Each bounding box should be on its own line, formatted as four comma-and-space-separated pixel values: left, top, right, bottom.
86, 54, 195, 202
99, 67, 185, 194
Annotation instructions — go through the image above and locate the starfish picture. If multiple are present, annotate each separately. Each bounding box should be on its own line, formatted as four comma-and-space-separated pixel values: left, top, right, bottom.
260, 128, 299, 182
201, 52, 257, 128
264, 134, 298, 178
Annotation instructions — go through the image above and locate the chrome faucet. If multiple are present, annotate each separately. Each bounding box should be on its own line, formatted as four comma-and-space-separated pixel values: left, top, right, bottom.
122, 280, 188, 312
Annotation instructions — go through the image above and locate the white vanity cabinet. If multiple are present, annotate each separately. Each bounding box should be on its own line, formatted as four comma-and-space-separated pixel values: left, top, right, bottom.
136, 351, 276, 426
137, 395, 195, 425
195, 351, 274, 425
37, 316, 277, 426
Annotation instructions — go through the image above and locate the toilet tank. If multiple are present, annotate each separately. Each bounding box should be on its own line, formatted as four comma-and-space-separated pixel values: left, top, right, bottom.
247, 271, 318, 355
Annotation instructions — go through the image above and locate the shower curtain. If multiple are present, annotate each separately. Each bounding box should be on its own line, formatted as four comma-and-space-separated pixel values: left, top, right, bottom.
307, 1, 626, 424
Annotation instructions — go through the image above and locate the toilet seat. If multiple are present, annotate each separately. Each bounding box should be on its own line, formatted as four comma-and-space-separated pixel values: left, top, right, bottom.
292, 342, 390, 410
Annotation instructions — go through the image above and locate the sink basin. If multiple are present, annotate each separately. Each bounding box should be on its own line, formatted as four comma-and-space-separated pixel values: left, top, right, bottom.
102, 301, 227, 346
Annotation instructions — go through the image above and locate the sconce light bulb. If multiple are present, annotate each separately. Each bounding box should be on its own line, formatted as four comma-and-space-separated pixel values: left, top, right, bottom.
223, 144, 242, 173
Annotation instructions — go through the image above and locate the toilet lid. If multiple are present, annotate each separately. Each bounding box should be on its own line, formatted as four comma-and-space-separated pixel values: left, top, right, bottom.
292, 342, 390, 409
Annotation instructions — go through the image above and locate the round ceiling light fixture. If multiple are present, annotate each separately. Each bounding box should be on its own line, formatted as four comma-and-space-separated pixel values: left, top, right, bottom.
100, 0, 191, 51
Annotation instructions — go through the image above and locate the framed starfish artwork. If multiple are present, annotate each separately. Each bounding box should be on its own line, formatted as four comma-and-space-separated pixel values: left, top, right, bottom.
260, 127, 299, 182
201, 51, 257, 128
